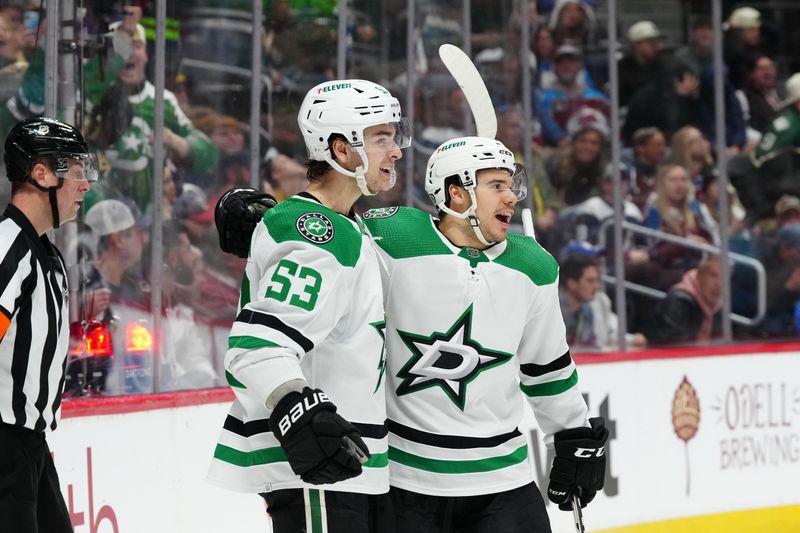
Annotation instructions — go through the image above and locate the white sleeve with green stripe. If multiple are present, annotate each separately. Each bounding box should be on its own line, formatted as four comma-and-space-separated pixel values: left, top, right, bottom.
517, 276, 590, 443
224, 223, 350, 410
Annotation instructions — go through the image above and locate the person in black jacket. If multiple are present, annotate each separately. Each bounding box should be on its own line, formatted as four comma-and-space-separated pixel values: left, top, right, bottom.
648, 254, 722, 344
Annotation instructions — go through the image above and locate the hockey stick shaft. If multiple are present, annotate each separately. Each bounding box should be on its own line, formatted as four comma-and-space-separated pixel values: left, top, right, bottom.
521, 208, 535, 239
572, 494, 586, 533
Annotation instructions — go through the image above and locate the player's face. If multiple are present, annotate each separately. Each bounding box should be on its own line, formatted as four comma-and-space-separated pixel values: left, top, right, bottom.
362, 123, 403, 193
56, 159, 92, 223
473, 168, 519, 243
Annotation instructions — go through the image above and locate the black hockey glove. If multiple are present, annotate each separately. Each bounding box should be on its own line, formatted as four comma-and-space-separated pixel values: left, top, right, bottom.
269, 387, 370, 485
215, 187, 277, 258
547, 417, 608, 511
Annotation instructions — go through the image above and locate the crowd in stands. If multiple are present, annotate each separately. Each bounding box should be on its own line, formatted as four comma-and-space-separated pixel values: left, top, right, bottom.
1, 0, 800, 379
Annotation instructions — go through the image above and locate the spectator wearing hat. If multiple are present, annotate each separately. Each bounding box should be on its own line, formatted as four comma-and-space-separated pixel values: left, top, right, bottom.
618, 21, 670, 108
173, 183, 215, 248
548, 0, 595, 47
724, 7, 769, 89
84, 198, 149, 306
544, 107, 609, 206
626, 127, 667, 212
537, 43, 606, 146
775, 195, 800, 227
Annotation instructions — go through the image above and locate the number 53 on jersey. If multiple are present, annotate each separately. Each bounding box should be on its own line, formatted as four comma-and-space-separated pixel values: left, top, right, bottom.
265, 259, 323, 311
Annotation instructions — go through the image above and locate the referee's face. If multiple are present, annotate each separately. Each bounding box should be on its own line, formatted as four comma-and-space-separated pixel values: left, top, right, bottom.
55, 159, 92, 223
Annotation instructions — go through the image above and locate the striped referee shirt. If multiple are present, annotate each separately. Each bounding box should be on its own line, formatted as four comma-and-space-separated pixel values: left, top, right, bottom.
0, 204, 69, 432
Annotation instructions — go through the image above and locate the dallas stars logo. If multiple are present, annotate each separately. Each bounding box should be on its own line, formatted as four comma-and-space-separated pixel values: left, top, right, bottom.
296, 212, 334, 243
363, 206, 399, 219
396, 305, 512, 410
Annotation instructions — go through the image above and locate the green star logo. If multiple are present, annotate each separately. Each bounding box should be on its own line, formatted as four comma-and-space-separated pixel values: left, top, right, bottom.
395, 305, 512, 410
296, 212, 334, 243
363, 207, 399, 219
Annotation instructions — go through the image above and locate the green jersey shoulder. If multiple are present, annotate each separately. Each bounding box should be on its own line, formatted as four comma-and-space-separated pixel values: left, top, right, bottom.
263, 197, 363, 267
363, 206, 451, 259
495, 233, 559, 286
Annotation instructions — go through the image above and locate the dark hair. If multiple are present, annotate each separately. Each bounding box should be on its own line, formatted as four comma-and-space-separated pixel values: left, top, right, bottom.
559, 253, 599, 284
632, 127, 662, 147
305, 133, 348, 182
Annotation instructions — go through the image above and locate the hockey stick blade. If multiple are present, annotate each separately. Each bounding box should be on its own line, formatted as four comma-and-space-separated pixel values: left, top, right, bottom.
439, 44, 497, 138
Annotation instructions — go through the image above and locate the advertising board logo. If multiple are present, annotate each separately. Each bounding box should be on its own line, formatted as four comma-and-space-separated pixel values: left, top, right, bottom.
709, 379, 800, 471
672, 376, 700, 495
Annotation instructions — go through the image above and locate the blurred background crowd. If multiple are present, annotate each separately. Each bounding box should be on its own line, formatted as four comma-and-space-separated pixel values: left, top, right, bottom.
2, 0, 800, 396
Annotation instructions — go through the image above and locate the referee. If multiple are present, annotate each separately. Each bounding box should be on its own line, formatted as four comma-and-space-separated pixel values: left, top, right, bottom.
0, 118, 98, 532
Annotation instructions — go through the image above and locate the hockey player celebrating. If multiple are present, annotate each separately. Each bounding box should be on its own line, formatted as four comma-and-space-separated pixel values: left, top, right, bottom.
215, 136, 607, 532
207, 79, 411, 532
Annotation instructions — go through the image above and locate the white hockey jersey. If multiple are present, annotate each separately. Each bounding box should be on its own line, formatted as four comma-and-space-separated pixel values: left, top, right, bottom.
362, 207, 589, 497
208, 195, 389, 495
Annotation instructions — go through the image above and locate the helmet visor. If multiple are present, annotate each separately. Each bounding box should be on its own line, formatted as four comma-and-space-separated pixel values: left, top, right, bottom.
362, 117, 412, 153
510, 163, 528, 201
475, 163, 528, 200
56, 153, 99, 182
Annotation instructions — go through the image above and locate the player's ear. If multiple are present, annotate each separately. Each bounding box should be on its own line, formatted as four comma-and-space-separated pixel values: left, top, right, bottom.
330, 137, 351, 166
447, 182, 466, 208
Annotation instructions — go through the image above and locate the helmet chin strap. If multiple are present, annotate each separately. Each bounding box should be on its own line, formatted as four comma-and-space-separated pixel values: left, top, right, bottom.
440, 189, 496, 247
27, 176, 63, 229
327, 147, 396, 197
49, 188, 61, 229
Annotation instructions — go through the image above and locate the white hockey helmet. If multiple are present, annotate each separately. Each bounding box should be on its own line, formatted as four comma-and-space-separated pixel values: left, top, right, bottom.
297, 79, 411, 195
425, 136, 527, 245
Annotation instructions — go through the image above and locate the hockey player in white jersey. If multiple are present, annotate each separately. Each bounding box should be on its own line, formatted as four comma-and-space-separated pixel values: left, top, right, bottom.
363, 137, 607, 532
215, 136, 607, 532
207, 79, 411, 533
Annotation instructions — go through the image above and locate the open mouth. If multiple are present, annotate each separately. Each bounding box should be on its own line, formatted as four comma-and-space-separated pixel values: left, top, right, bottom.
495, 213, 511, 226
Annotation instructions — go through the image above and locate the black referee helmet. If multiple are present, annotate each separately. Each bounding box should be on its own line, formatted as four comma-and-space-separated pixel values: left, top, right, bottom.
5, 117, 97, 228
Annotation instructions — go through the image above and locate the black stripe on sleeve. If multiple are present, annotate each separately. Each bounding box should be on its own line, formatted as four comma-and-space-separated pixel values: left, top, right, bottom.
388, 419, 521, 449
224, 414, 271, 437
235, 309, 315, 353
519, 351, 572, 378
10, 257, 37, 426
354, 422, 388, 440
